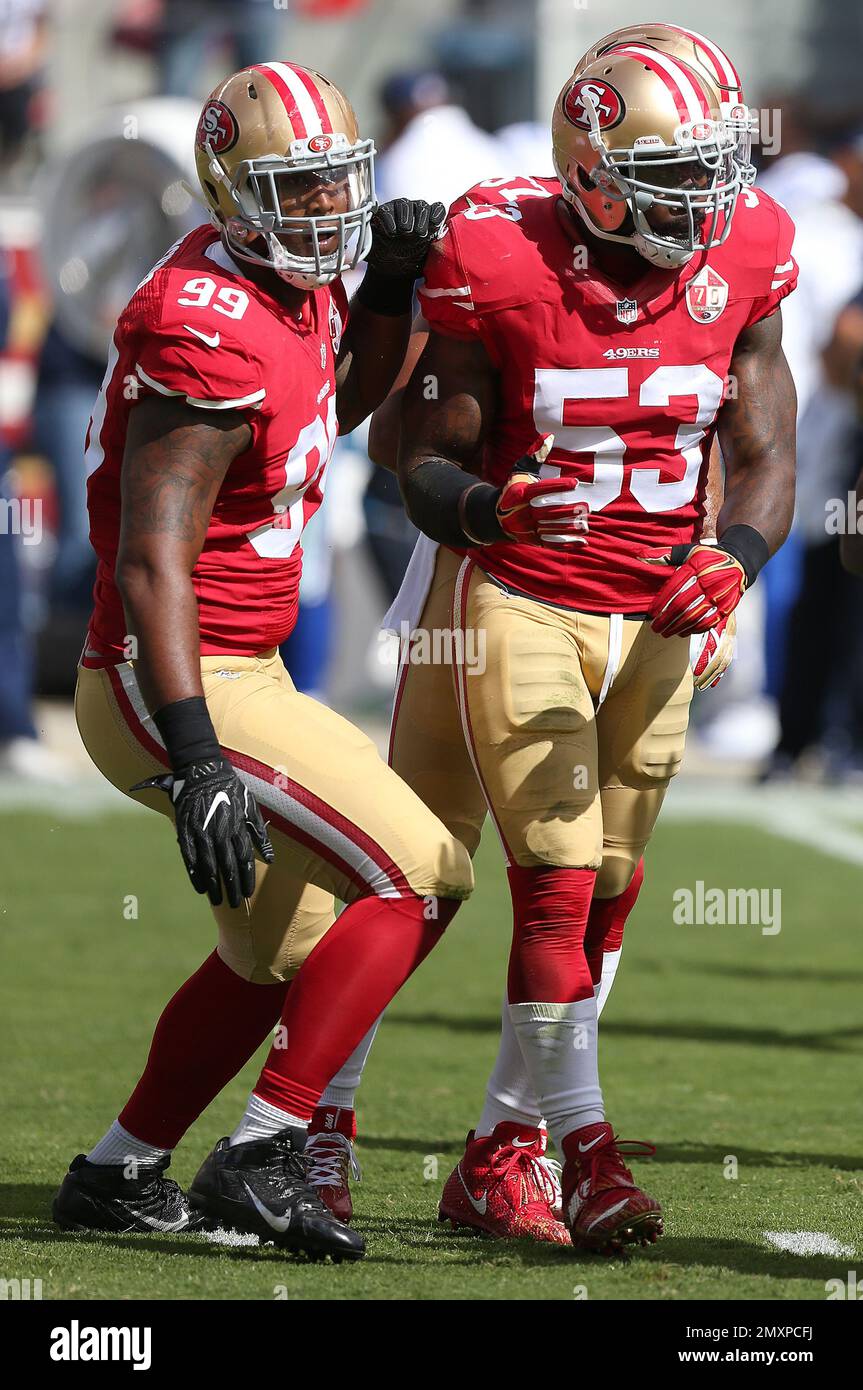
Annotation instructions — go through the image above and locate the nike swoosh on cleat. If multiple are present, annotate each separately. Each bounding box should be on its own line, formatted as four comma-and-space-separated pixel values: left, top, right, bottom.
183, 325, 221, 347
202, 791, 231, 831
586, 1197, 631, 1233
577, 1134, 605, 1153
131, 1210, 193, 1233
457, 1166, 487, 1215
510, 1138, 537, 1149
242, 1181, 292, 1233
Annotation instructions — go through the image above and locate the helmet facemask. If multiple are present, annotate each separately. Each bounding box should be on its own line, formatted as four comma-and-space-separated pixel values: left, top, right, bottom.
557, 87, 742, 269
205, 131, 376, 288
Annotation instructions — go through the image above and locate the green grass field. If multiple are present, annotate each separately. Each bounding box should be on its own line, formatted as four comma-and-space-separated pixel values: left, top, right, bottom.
1, 791, 861, 1301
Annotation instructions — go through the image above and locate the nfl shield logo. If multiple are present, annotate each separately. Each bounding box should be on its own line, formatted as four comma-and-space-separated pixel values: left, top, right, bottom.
686, 267, 729, 323
615, 298, 638, 325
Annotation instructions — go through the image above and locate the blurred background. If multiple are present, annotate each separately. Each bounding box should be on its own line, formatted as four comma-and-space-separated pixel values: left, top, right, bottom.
2, 0, 863, 790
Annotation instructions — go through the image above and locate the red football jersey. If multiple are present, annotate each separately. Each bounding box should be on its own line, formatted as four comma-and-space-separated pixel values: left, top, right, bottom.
419, 175, 797, 613
86, 225, 347, 658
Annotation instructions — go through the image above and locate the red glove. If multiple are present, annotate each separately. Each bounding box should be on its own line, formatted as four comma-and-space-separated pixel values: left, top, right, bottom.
690, 611, 736, 691
649, 542, 746, 637
495, 434, 590, 547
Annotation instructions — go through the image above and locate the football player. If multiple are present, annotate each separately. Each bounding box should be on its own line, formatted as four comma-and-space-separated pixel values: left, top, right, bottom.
325, 30, 796, 1254
300, 25, 760, 1245
52, 63, 474, 1262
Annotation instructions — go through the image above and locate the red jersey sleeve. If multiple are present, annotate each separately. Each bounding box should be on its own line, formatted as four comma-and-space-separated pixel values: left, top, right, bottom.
134, 323, 266, 411
417, 221, 484, 340
742, 193, 798, 328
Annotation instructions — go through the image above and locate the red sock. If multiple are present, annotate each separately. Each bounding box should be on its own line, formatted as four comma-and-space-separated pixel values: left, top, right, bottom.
506, 864, 597, 1003
120, 951, 287, 1148
254, 894, 457, 1120
583, 857, 644, 986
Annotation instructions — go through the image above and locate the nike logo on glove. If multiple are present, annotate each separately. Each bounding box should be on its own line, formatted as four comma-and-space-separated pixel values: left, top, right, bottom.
202, 791, 231, 831
184, 325, 221, 347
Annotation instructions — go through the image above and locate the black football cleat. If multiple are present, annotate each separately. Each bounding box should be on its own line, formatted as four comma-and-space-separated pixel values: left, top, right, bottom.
53, 1153, 208, 1234
188, 1126, 365, 1262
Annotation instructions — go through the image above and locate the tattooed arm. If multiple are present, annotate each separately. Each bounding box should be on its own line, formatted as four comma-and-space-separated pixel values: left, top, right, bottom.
116, 396, 251, 715
716, 308, 797, 557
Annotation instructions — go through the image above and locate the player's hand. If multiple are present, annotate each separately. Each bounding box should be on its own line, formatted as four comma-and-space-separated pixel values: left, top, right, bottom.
690, 611, 736, 691
132, 759, 274, 909
648, 541, 746, 637
495, 434, 589, 547
366, 198, 447, 279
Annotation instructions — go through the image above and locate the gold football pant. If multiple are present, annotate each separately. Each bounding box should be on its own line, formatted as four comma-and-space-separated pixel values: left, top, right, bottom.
389, 548, 693, 894
75, 650, 473, 985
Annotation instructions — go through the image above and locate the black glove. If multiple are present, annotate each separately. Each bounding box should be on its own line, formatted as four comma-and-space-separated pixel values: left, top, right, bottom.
133, 758, 274, 909
365, 198, 447, 279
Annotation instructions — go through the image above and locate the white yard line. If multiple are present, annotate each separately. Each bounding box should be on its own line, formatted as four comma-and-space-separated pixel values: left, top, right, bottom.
763, 1231, 855, 1258
665, 781, 863, 868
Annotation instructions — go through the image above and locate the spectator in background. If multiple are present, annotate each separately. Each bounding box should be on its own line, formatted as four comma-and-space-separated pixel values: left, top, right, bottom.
744, 97, 848, 720
157, 0, 289, 99
32, 319, 102, 612
375, 69, 510, 209
0, 244, 66, 781
112, 0, 288, 99
0, 0, 47, 170
763, 122, 863, 780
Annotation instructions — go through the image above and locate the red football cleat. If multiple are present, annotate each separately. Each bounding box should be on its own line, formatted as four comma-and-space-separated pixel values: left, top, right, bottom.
305, 1105, 361, 1224
438, 1123, 571, 1245
561, 1121, 663, 1255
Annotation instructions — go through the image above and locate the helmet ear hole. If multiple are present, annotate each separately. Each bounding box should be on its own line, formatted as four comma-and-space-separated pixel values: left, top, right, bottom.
204, 179, 219, 204
576, 165, 594, 191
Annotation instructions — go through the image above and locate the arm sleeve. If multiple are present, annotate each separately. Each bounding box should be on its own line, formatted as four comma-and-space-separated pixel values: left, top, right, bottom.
134, 325, 266, 411
744, 198, 798, 328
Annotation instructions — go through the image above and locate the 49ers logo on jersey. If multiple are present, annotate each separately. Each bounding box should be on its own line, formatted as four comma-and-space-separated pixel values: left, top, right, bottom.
563, 79, 626, 132
686, 266, 729, 323
196, 100, 239, 155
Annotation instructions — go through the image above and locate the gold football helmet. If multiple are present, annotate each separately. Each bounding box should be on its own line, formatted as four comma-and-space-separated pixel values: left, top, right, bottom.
552, 45, 741, 269
194, 62, 375, 289
574, 23, 755, 184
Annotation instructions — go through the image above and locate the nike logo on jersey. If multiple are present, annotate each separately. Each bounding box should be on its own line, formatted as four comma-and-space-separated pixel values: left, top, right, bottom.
184, 325, 221, 347
457, 1166, 487, 1215
202, 791, 231, 831
242, 1182, 292, 1233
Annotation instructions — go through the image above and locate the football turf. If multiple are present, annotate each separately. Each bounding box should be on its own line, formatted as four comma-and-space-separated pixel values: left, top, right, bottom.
1, 793, 860, 1301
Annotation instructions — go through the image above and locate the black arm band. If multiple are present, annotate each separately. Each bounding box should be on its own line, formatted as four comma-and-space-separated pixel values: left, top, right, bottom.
718, 524, 770, 587
402, 459, 503, 548
153, 697, 221, 770
356, 265, 416, 316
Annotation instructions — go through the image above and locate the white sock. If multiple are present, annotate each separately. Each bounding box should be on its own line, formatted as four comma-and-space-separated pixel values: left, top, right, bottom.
595, 947, 622, 1018
476, 995, 543, 1136
477, 942, 625, 1139
87, 1120, 169, 1168
508, 998, 604, 1154
229, 1093, 308, 1147
318, 1014, 383, 1111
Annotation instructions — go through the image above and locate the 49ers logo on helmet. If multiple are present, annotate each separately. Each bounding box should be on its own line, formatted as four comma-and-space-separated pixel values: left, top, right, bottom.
563, 79, 626, 132
197, 100, 239, 155
308, 134, 333, 153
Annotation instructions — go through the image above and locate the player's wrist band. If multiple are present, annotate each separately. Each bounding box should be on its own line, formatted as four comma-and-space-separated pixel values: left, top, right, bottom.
153, 697, 221, 770
717, 524, 770, 587
356, 265, 416, 316
404, 459, 504, 548
459, 481, 505, 545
